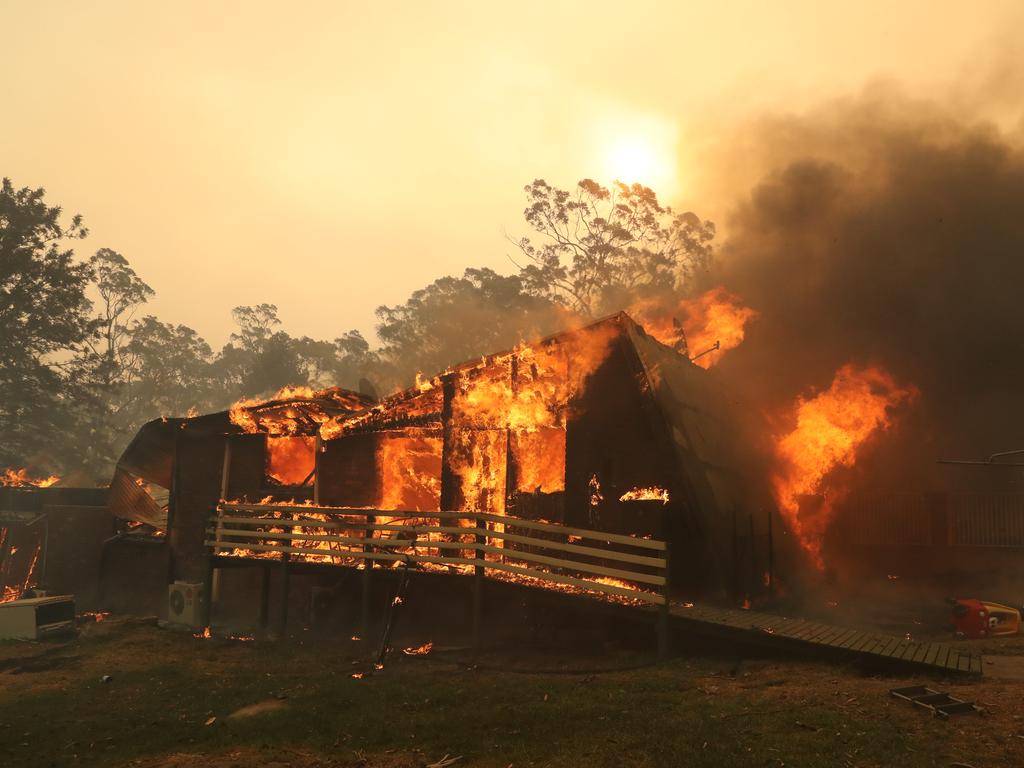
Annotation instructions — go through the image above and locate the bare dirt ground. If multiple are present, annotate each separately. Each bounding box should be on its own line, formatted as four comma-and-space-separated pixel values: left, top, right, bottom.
1, 616, 1022, 768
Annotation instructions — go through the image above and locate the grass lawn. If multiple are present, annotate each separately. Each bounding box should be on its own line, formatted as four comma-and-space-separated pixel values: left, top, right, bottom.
1, 617, 1021, 768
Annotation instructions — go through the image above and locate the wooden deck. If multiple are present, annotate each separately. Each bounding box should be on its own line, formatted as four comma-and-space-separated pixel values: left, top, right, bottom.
670, 603, 983, 675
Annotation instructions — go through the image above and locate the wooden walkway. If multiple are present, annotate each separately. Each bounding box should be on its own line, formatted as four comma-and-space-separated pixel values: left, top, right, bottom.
670, 603, 983, 676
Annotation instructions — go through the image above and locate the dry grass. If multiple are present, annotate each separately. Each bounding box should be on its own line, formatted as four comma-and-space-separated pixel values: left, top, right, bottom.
1, 617, 1022, 768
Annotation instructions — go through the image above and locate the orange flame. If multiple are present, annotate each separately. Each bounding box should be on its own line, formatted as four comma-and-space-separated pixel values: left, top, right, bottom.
771, 363, 917, 569
266, 436, 316, 486
402, 641, 433, 656
631, 287, 757, 368
618, 486, 670, 504
1, 468, 60, 488
0, 542, 42, 604
230, 385, 370, 436
378, 434, 442, 512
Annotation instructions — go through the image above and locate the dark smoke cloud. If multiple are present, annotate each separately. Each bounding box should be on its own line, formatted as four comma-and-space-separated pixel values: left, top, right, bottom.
707, 86, 1024, 489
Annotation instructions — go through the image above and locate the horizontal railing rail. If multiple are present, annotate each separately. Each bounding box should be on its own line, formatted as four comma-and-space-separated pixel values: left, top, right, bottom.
206, 502, 669, 606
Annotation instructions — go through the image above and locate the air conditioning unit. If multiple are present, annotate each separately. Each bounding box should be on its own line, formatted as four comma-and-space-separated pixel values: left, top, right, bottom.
167, 581, 205, 629
0, 595, 75, 640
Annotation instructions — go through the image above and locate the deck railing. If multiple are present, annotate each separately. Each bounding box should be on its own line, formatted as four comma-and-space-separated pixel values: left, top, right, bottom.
205, 501, 670, 652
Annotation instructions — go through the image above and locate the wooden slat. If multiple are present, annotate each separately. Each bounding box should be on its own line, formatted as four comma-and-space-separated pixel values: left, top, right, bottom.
802, 623, 835, 642
206, 541, 665, 605
829, 628, 860, 648
469, 544, 667, 586
468, 558, 666, 605
970, 655, 982, 675
874, 636, 901, 658
218, 503, 667, 551
762, 618, 805, 635
474, 511, 667, 550
857, 634, 885, 654
210, 528, 666, 586
909, 643, 930, 664
889, 640, 915, 659
838, 630, 866, 650
219, 503, 476, 520
481, 527, 667, 567
212, 528, 367, 547
817, 627, 847, 646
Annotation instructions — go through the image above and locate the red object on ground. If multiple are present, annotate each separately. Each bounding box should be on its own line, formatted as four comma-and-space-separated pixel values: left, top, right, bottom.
951, 598, 1021, 639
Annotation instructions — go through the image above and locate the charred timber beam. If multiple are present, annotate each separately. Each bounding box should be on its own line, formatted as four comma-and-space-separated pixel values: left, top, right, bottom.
332, 412, 443, 437
439, 375, 458, 513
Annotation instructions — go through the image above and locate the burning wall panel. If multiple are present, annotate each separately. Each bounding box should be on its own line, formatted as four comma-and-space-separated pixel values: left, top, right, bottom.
627, 322, 788, 595
447, 428, 508, 515
563, 328, 682, 540
511, 428, 565, 495
376, 431, 442, 512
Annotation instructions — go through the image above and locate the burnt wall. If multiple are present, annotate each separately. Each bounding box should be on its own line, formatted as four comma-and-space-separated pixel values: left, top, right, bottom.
319, 433, 379, 506
170, 433, 226, 583
226, 434, 267, 498
564, 335, 682, 540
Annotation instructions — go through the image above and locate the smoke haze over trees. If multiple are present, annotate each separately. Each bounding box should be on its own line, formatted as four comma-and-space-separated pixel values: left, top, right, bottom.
5, 83, 1024, 485
1, 176, 710, 482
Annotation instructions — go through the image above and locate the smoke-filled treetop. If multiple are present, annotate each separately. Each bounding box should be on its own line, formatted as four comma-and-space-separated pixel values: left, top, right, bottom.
513, 179, 715, 317
1, 176, 723, 482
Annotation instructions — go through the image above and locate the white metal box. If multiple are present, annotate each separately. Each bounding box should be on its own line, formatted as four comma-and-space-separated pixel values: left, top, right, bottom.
0, 595, 76, 640
167, 581, 205, 629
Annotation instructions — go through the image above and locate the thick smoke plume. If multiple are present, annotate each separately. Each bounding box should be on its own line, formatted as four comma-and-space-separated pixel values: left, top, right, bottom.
707, 86, 1024, 491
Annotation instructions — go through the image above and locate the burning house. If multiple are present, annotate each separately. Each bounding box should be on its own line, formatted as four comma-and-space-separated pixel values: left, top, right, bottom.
108, 312, 788, 629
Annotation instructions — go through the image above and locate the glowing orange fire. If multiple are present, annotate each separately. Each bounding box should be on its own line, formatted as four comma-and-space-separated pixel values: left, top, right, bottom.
631, 286, 757, 368
0, 541, 41, 604
1, 468, 60, 488
377, 434, 442, 512
771, 363, 917, 569
619, 486, 670, 504
402, 641, 433, 656
229, 385, 371, 436
266, 436, 316, 485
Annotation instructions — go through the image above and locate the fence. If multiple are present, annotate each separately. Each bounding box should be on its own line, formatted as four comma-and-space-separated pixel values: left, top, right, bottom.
839, 491, 1024, 549
205, 502, 670, 652
950, 493, 1024, 547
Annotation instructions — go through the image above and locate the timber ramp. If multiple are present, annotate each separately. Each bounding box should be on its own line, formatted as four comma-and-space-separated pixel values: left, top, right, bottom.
669, 603, 983, 675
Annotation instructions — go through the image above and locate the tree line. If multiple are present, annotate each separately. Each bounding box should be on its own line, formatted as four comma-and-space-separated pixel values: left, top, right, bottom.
1, 176, 714, 482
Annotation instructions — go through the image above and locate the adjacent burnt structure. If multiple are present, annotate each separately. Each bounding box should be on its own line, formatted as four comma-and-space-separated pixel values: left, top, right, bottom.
0, 485, 112, 607
113, 313, 784, 605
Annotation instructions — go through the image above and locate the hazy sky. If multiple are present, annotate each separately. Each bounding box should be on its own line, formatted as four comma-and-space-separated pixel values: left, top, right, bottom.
4, 1, 1021, 346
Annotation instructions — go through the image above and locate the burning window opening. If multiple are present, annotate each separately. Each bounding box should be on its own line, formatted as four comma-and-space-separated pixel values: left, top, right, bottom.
266, 436, 317, 487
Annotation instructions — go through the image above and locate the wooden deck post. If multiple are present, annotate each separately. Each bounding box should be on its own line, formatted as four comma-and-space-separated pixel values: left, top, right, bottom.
658, 542, 671, 659
277, 552, 290, 640
361, 513, 375, 637
313, 435, 321, 506
258, 562, 271, 631
472, 514, 485, 650
210, 439, 232, 612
